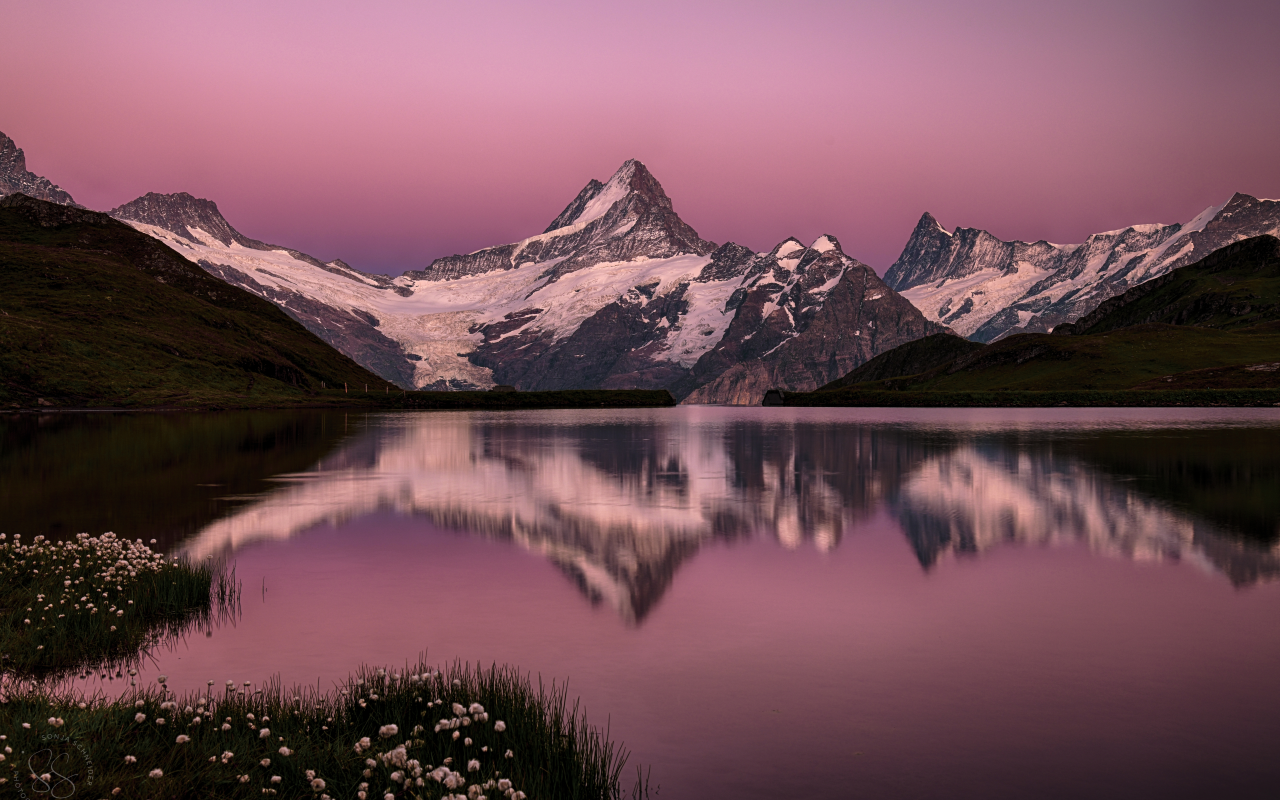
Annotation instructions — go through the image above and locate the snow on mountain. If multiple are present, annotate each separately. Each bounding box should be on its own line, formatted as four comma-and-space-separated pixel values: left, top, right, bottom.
0, 130, 81, 207
112, 160, 932, 400
886, 194, 1280, 342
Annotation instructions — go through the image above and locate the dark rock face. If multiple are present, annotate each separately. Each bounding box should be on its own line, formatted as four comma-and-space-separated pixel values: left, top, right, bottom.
406, 160, 717, 284
543, 179, 604, 233
885, 195, 1280, 343
675, 237, 944, 405
0, 132, 81, 207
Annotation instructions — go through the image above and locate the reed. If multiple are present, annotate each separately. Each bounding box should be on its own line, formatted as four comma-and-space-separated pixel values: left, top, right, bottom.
0, 657, 642, 800
0, 532, 238, 679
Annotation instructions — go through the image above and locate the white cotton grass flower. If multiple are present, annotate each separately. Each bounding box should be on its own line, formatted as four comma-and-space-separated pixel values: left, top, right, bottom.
311, 778, 326, 791
47, 718, 64, 728
260, 758, 271, 767
278, 747, 293, 757
124, 756, 137, 764
238, 774, 250, 783
468, 703, 485, 715
221, 723, 231, 731
494, 720, 506, 732
271, 776, 281, 784
452, 703, 466, 716
504, 749, 513, 759
135, 713, 146, 723
467, 759, 480, 772
259, 728, 271, 739
148, 769, 163, 779
378, 724, 398, 738
354, 737, 371, 754
175, 735, 190, 744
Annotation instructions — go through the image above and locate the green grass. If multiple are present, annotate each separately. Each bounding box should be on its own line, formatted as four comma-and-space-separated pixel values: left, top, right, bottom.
0, 533, 237, 679
0, 659, 643, 800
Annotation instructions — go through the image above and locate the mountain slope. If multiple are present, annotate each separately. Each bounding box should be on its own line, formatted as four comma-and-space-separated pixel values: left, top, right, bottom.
818, 332, 985, 391
0, 132, 80, 207
0, 194, 390, 408
886, 194, 1280, 342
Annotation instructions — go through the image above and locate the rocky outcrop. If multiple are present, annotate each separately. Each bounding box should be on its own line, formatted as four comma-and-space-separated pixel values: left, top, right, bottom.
0, 131, 81, 207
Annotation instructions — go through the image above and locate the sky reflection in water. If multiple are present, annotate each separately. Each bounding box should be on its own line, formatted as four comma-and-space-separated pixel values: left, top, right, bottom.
10, 407, 1280, 799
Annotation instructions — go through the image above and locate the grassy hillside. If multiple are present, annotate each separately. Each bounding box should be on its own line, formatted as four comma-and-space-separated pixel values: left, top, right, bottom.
791, 235, 1280, 405
0, 194, 395, 409
819, 332, 985, 391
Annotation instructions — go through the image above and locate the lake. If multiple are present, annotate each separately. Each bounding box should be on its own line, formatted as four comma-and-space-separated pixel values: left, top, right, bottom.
3, 407, 1279, 799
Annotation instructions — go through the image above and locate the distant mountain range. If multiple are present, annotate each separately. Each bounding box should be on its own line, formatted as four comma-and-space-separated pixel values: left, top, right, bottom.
886, 194, 1280, 342
810, 234, 1280, 397
4, 128, 1278, 401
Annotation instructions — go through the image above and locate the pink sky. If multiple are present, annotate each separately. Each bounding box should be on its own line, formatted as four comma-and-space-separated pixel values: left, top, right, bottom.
3, 0, 1278, 274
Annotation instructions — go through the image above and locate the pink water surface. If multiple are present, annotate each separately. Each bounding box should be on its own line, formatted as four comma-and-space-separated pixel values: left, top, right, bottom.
131, 507, 1280, 799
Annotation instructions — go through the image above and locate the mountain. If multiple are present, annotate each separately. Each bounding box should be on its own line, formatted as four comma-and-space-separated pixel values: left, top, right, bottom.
112, 160, 934, 402
885, 194, 1280, 342
0, 132, 81, 207
1053, 234, 1280, 335
801, 235, 1280, 397
673, 236, 945, 404
0, 193, 390, 409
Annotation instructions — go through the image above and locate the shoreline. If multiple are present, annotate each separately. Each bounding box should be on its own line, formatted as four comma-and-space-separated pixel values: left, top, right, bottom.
775, 388, 1280, 408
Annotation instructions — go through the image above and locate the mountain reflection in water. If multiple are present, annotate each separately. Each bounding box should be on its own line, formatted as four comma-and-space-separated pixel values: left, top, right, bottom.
175, 410, 1280, 621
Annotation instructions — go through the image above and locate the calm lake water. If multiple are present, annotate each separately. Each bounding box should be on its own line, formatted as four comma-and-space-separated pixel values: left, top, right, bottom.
4, 407, 1280, 799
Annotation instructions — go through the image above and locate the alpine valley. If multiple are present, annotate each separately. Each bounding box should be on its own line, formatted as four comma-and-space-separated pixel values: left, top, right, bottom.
4, 128, 1279, 403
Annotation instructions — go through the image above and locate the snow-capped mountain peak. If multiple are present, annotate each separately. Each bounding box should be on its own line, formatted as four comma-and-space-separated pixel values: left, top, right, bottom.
110, 192, 265, 249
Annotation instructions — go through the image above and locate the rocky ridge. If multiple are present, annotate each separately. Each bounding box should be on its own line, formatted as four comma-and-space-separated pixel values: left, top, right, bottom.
0, 131, 81, 207
886, 194, 1280, 342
